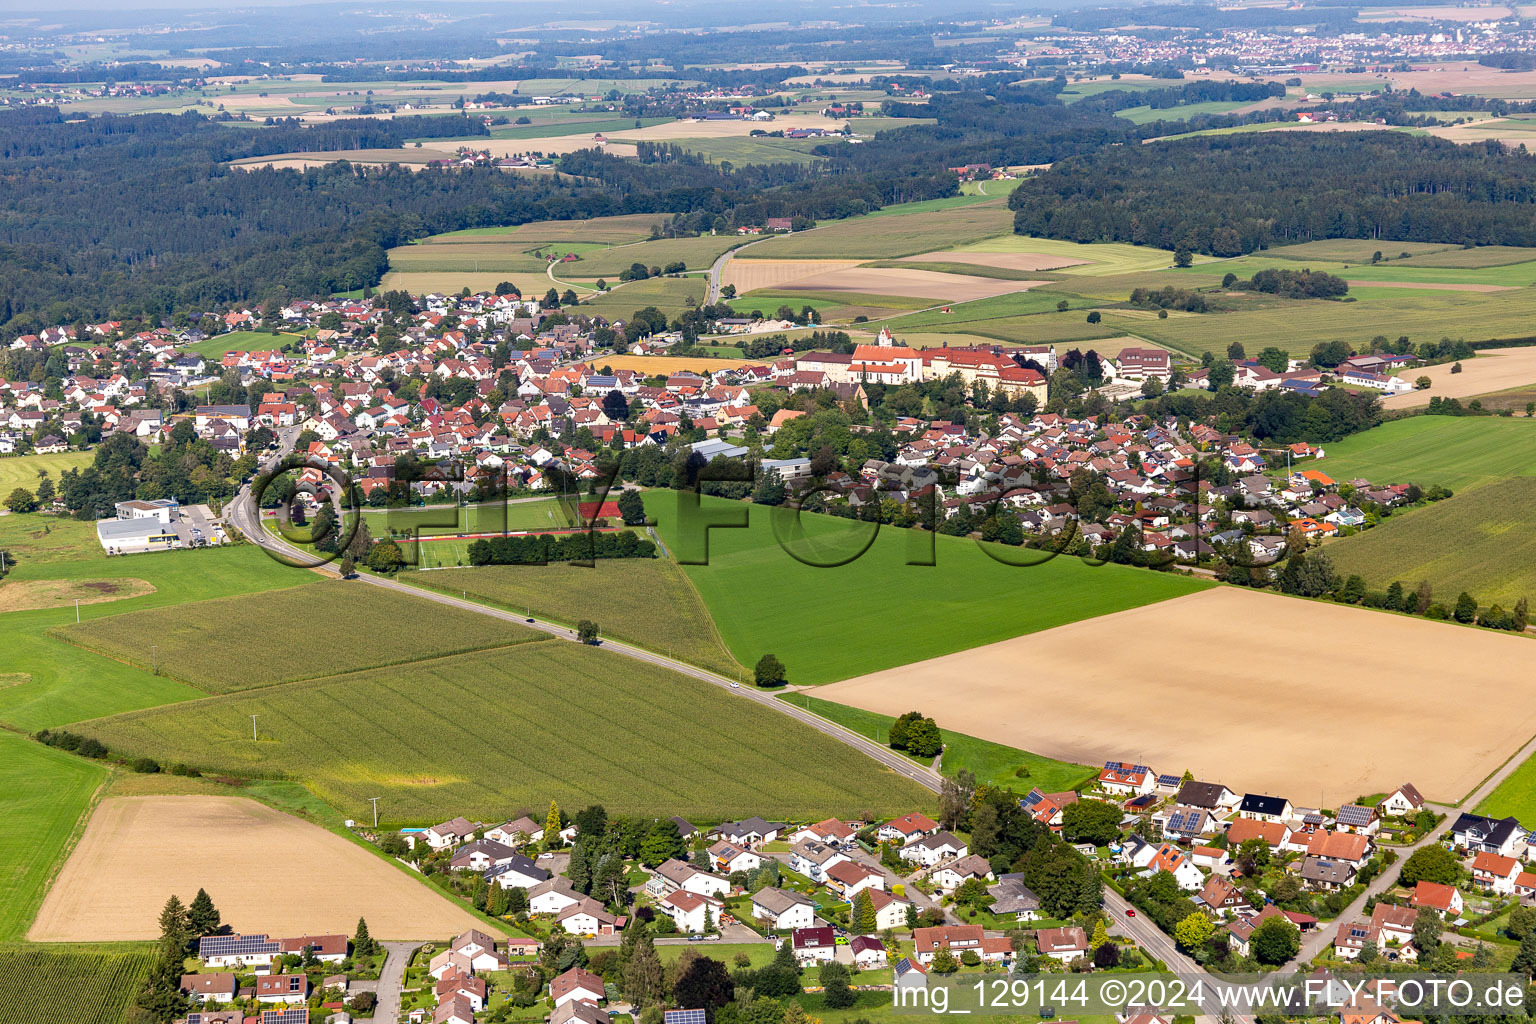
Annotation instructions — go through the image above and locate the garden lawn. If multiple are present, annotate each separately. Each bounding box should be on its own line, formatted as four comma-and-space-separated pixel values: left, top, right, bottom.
0, 545, 306, 732
1314, 417, 1536, 492
408, 558, 742, 677
0, 733, 107, 940
73, 642, 935, 824
56, 580, 540, 693
1325, 476, 1536, 608
646, 491, 1209, 685
783, 693, 1097, 793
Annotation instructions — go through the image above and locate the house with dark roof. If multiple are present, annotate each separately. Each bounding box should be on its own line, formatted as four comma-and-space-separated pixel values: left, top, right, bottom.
1175, 781, 1239, 812
1237, 794, 1292, 823
1450, 813, 1525, 857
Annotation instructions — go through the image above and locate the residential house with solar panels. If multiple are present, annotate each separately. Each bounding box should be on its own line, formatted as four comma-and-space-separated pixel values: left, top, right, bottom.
894, 956, 927, 989
1098, 762, 1157, 796
1334, 804, 1381, 836
181, 1012, 243, 1024
1154, 773, 1183, 791
199, 933, 281, 968
1237, 794, 1293, 823
255, 974, 309, 1005
259, 1011, 308, 1024
1159, 805, 1213, 841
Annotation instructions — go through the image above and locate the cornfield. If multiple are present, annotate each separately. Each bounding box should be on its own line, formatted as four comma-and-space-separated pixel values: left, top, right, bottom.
0, 949, 153, 1024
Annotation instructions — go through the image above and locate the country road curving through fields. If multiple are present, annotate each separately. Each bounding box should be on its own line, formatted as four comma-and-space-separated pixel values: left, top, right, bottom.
223, 440, 945, 794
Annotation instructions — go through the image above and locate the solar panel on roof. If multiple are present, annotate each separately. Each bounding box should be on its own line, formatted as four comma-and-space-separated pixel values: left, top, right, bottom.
665, 1009, 707, 1024
199, 934, 278, 958
1337, 805, 1373, 826
1156, 774, 1181, 788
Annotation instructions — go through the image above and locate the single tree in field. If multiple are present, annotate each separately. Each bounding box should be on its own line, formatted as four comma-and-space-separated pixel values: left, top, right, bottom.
188, 888, 220, 938
576, 620, 600, 644
617, 488, 646, 525
544, 801, 563, 850
754, 653, 786, 688
352, 917, 377, 958
1454, 591, 1479, 623
1414, 580, 1434, 615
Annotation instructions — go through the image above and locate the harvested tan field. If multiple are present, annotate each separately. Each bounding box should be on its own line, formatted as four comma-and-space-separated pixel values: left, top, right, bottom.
902, 250, 1090, 271
381, 271, 554, 296
1345, 279, 1519, 292
1265, 122, 1397, 135
1383, 345, 1536, 409
231, 149, 436, 170
618, 117, 823, 140
774, 267, 1051, 301
0, 577, 154, 614
29, 796, 481, 941
599, 355, 747, 374
420, 138, 637, 159
1360, 4, 1511, 18
816, 587, 1536, 805
721, 259, 864, 293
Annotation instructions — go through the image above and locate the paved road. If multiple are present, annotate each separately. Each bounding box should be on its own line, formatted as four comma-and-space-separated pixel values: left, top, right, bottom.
1103, 887, 1203, 974
224, 450, 945, 795
371, 940, 422, 1024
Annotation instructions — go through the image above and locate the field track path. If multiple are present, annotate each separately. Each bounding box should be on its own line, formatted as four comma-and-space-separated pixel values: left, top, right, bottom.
224, 438, 944, 794
226, 438, 1230, 1011
373, 941, 421, 1024
1285, 729, 1536, 967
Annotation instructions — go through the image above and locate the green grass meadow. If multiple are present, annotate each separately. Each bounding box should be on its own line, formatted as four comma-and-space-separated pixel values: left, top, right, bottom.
0, 733, 107, 940
0, 539, 308, 732
647, 491, 1209, 685
408, 558, 743, 677
1478, 745, 1536, 822
784, 693, 1097, 793
0, 450, 94, 498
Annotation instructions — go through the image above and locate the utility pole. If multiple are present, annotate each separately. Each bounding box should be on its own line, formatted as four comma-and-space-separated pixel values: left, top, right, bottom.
251, 714, 259, 741
75, 599, 80, 623
370, 796, 380, 828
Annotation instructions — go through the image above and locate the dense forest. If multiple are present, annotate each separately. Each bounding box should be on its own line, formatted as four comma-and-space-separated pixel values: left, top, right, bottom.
1008, 133, 1536, 254
0, 105, 957, 337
